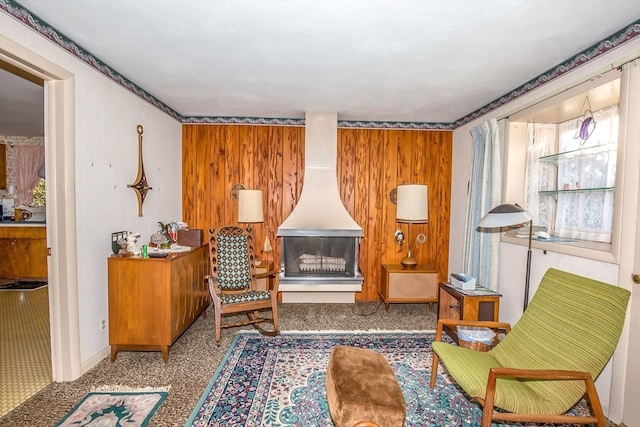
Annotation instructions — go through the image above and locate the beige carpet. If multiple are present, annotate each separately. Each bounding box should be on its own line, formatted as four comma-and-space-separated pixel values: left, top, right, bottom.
0, 302, 619, 426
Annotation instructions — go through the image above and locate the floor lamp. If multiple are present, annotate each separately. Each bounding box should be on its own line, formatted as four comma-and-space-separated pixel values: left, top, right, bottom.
396, 184, 428, 269
477, 203, 533, 311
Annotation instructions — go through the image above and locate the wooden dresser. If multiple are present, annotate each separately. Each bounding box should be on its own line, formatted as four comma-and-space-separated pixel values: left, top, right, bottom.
108, 244, 209, 362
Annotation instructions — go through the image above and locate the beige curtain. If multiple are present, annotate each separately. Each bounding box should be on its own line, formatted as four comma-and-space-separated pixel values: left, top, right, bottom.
15, 144, 44, 206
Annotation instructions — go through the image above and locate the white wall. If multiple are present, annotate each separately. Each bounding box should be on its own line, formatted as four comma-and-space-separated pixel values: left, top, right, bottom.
450, 39, 640, 421
1, 12, 182, 366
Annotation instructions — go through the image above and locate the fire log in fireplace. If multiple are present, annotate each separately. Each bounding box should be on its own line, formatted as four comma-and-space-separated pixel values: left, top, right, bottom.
281, 236, 359, 278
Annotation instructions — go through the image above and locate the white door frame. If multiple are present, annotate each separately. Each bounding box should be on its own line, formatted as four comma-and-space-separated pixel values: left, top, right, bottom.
0, 35, 81, 381
613, 59, 640, 427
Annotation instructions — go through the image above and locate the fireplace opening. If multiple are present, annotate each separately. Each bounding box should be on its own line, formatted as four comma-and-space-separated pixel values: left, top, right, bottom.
281, 236, 358, 278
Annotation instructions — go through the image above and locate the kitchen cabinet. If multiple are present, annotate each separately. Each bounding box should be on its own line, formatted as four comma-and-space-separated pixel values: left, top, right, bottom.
108, 244, 209, 362
0, 225, 47, 279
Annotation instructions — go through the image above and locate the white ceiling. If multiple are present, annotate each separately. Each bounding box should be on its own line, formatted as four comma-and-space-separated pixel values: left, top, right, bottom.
1, 0, 639, 136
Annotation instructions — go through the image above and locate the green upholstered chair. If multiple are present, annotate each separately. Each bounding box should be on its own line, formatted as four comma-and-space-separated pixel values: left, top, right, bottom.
430, 268, 630, 427
207, 226, 280, 344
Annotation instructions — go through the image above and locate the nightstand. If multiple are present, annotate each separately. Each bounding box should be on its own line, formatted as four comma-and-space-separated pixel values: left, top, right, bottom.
379, 264, 438, 310
437, 282, 501, 341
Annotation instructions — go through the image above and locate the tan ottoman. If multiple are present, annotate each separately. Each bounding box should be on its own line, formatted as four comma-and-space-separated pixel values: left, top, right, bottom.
325, 345, 406, 427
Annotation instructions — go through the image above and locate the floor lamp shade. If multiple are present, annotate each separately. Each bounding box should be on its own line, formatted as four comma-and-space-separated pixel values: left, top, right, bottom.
396, 184, 428, 268
238, 190, 264, 223
477, 203, 532, 229
477, 203, 534, 312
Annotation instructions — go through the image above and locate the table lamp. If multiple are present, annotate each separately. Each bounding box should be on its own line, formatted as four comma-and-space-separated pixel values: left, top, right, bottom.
238, 189, 264, 236
477, 203, 533, 311
396, 184, 429, 269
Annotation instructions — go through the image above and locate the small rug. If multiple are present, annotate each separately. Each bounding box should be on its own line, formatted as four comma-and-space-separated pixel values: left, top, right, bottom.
0, 281, 47, 291
55, 385, 170, 427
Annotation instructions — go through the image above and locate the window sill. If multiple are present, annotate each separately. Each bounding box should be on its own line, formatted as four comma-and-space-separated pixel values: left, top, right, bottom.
500, 234, 617, 264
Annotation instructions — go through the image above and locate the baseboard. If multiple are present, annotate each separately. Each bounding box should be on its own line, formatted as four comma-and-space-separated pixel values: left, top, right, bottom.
81, 345, 110, 375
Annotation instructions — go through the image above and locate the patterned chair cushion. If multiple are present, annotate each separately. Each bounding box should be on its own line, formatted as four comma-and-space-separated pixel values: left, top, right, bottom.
216, 234, 251, 290
220, 290, 272, 304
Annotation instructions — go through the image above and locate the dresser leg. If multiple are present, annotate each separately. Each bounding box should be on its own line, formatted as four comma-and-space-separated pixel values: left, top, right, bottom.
110, 346, 118, 363
161, 346, 170, 363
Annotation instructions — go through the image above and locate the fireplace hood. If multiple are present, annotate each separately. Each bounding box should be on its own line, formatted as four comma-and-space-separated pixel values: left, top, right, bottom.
277, 112, 363, 238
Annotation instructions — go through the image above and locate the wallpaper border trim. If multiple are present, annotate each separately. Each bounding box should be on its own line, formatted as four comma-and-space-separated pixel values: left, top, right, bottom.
2, 0, 638, 130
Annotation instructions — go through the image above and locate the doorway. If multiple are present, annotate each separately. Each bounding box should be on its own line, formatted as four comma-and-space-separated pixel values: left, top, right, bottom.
0, 59, 50, 416
1, 34, 81, 385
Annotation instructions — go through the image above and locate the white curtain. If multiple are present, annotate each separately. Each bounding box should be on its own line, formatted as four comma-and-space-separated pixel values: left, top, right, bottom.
524, 123, 557, 230
15, 144, 45, 206
526, 107, 618, 242
554, 106, 618, 242
462, 118, 502, 291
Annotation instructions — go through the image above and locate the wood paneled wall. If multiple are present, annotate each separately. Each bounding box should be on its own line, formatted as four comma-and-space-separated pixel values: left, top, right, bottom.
182, 124, 452, 301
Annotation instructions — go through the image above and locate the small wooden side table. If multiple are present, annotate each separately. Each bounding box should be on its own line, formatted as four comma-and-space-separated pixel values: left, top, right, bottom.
379, 264, 438, 310
255, 259, 275, 291
437, 282, 501, 341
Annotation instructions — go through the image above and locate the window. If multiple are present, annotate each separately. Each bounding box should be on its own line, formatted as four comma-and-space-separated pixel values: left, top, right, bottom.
526, 105, 618, 243
505, 68, 623, 255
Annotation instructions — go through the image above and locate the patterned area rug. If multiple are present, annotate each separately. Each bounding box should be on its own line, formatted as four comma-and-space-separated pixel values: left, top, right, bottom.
186, 330, 590, 427
55, 385, 170, 427
186, 330, 485, 426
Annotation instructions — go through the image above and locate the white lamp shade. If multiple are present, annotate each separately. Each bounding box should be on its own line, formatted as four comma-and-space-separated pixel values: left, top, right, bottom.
396, 184, 428, 223
477, 204, 533, 228
238, 189, 264, 223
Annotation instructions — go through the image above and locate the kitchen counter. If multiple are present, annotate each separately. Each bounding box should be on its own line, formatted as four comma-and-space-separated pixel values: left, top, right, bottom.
0, 221, 46, 227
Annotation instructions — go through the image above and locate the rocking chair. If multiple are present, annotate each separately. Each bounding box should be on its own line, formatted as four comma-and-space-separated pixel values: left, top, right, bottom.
207, 225, 280, 344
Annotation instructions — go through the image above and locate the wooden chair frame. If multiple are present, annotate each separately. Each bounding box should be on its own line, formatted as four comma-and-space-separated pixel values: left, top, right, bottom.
207, 226, 280, 345
430, 318, 606, 427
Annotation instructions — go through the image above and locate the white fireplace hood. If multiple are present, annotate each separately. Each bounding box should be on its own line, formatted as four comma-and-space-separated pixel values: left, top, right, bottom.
278, 112, 363, 237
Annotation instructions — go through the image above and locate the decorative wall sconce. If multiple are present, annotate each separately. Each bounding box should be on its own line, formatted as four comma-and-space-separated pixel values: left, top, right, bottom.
389, 188, 398, 204
128, 125, 152, 216
230, 183, 246, 199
